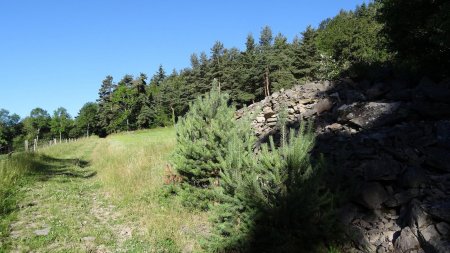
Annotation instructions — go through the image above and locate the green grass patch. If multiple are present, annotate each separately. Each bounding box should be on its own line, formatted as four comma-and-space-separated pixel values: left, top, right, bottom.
0, 137, 99, 251
1, 129, 210, 252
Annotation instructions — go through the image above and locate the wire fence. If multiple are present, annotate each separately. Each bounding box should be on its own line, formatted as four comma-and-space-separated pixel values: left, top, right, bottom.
24, 137, 80, 152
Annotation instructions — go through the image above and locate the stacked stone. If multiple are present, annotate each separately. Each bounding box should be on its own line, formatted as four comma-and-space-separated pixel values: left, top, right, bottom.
237, 78, 450, 253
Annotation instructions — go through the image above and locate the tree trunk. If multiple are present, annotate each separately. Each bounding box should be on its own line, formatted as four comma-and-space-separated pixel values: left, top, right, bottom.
264, 66, 271, 97
87, 123, 89, 137
59, 131, 62, 143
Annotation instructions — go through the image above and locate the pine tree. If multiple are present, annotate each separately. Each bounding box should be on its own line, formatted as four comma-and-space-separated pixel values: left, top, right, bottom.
259, 25, 273, 47
133, 73, 149, 128
150, 65, 166, 86
110, 75, 137, 132
190, 53, 200, 69
245, 33, 256, 52
210, 41, 225, 88
271, 33, 296, 90
97, 75, 116, 135
136, 103, 154, 128
242, 42, 263, 102
292, 26, 321, 81
171, 81, 240, 186
209, 123, 336, 252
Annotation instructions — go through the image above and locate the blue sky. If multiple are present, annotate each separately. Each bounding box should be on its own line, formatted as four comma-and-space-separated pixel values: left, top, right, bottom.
0, 0, 367, 118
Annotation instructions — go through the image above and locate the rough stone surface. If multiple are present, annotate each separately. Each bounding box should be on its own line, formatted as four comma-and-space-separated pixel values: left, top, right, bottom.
425, 200, 450, 223
358, 182, 389, 210
394, 227, 420, 253
256, 116, 265, 123
338, 102, 403, 129
236, 78, 450, 252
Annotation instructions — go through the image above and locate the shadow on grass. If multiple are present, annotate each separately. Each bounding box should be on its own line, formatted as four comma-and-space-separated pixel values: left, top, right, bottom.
1, 153, 96, 215
0, 152, 97, 245
30, 154, 97, 181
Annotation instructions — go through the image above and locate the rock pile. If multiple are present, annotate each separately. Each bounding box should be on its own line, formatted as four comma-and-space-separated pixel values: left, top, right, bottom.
236, 78, 450, 252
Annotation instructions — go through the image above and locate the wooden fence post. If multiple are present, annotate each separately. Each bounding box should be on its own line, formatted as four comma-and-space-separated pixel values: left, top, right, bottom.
33, 139, 37, 152
25, 140, 29, 152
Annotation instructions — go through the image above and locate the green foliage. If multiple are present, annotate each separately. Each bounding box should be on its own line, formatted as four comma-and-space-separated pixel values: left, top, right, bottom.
50, 107, 72, 140
75, 102, 99, 137
171, 83, 244, 186
109, 75, 138, 132
259, 26, 273, 47
150, 65, 166, 86
316, 2, 391, 78
28, 107, 51, 141
376, 0, 450, 79
177, 184, 217, 211
0, 109, 21, 153
208, 122, 337, 252
97, 75, 116, 135
317, 53, 340, 81
136, 104, 154, 128
292, 26, 321, 82
328, 245, 342, 253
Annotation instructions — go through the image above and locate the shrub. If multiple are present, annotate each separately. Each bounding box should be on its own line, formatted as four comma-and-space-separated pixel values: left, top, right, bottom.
171, 82, 252, 187
208, 123, 337, 252
170, 85, 337, 251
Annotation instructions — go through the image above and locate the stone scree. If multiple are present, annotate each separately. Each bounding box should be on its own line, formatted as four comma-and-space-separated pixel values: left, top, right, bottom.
236, 78, 450, 253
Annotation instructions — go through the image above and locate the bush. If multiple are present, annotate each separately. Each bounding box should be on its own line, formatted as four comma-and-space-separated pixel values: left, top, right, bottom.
170, 86, 337, 251
171, 83, 252, 187
208, 123, 337, 252
178, 183, 217, 211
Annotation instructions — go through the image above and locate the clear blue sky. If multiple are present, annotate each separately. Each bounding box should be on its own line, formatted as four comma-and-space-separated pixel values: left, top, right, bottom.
0, 0, 367, 118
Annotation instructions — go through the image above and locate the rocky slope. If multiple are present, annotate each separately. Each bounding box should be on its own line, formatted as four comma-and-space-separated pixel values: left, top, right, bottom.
236, 78, 450, 253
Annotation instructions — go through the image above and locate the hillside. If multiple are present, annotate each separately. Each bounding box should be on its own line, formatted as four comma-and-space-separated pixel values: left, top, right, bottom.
0, 128, 208, 252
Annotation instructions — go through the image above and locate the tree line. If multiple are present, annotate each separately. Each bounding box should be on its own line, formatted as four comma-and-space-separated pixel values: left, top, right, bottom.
92, 1, 390, 135
2, 0, 448, 153
0, 105, 96, 152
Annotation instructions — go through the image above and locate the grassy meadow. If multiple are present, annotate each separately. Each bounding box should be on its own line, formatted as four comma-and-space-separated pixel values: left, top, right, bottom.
93, 127, 209, 252
0, 127, 209, 252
